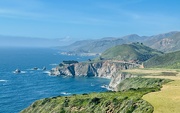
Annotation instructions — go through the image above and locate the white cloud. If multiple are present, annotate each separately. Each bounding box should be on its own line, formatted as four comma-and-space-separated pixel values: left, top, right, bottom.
0, 8, 48, 20
0, 0, 46, 19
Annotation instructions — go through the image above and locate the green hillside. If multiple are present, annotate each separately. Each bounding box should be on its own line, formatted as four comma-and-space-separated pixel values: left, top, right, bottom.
100, 43, 163, 62
144, 50, 180, 69
21, 78, 171, 113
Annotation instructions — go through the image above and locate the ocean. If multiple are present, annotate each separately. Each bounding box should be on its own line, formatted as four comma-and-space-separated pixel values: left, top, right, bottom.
0, 47, 110, 113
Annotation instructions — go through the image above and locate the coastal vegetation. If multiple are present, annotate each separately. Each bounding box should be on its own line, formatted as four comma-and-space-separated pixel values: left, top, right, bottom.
143, 80, 180, 113
21, 77, 171, 113
62, 60, 79, 65
144, 50, 180, 69
121, 68, 180, 113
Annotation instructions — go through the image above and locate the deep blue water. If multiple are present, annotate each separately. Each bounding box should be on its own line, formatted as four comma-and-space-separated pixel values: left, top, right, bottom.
0, 48, 110, 113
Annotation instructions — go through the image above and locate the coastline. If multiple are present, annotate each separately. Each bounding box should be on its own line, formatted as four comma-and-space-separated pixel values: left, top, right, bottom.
49, 60, 140, 90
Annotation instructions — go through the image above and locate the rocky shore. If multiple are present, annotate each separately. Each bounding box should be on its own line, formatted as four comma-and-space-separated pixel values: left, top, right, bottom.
50, 60, 140, 90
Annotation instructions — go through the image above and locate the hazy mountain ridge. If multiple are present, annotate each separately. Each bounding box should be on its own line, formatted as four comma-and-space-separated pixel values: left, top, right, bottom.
144, 31, 180, 52
60, 31, 180, 55
121, 34, 148, 42
0, 35, 73, 47
1, 31, 180, 51
60, 34, 143, 55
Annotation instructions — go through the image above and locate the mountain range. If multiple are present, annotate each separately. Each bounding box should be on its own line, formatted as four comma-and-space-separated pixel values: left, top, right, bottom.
60, 31, 180, 55
144, 31, 180, 52
1, 31, 179, 52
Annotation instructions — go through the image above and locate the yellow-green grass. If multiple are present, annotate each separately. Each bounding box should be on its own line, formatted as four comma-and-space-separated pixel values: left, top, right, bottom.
121, 68, 180, 77
142, 80, 180, 113
122, 68, 180, 113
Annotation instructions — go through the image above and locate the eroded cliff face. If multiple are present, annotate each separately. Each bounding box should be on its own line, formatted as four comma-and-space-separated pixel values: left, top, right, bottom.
50, 60, 138, 77
50, 60, 139, 90
109, 72, 133, 91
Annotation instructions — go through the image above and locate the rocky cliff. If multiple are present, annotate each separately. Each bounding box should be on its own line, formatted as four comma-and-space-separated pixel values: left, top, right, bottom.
109, 72, 133, 91
50, 60, 140, 89
51, 61, 138, 77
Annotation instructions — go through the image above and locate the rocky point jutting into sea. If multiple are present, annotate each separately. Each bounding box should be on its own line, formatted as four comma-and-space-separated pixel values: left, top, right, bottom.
50, 60, 140, 91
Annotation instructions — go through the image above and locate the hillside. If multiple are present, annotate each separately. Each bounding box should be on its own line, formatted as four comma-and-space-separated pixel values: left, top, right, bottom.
21, 77, 171, 113
144, 50, 180, 69
118, 68, 180, 113
144, 31, 180, 52
100, 43, 163, 62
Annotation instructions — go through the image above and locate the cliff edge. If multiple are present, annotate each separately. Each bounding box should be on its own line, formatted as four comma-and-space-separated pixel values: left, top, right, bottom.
50, 60, 139, 77
50, 60, 140, 90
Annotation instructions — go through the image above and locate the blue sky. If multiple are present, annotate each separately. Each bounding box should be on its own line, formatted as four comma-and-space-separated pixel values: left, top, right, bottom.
0, 0, 180, 40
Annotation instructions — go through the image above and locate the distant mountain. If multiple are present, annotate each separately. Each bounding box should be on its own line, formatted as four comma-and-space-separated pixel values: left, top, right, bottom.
2, 31, 180, 51
60, 38, 127, 55
60, 31, 180, 55
144, 50, 180, 69
144, 31, 180, 52
121, 34, 149, 42
60, 34, 147, 55
100, 43, 163, 62
0, 35, 73, 47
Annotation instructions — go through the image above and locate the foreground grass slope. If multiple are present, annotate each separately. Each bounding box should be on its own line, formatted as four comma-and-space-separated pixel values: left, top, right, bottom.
143, 80, 180, 113
144, 50, 180, 69
122, 68, 180, 113
21, 78, 171, 113
117, 77, 171, 91
100, 43, 163, 62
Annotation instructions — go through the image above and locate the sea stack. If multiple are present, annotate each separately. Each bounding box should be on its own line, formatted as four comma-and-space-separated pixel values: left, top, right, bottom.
15, 69, 21, 73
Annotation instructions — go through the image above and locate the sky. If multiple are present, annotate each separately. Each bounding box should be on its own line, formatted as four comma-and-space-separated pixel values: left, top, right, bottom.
0, 0, 180, 40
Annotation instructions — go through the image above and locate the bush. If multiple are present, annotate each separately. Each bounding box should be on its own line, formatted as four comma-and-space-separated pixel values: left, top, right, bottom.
89, 97, 101, 105
63, 60, 78, 64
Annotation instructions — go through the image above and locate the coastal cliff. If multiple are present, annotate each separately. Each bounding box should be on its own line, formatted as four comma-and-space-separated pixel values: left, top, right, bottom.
50, 60, 140, 89
50, 60, 139, 77
109, 72, 133, 91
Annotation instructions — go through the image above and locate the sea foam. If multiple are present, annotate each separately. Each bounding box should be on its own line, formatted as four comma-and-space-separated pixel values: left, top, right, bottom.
60, 92, 71, 95
0, 80, 8, 82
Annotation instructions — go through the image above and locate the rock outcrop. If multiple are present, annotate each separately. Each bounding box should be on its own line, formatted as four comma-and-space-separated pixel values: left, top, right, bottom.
109, 72, 133, 91
50, 60, 139, 77
50, 60, 140, 90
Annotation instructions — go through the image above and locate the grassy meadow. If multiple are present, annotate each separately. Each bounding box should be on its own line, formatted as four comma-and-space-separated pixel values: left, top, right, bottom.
122, 68, 180, 113
143, 80, 180, 113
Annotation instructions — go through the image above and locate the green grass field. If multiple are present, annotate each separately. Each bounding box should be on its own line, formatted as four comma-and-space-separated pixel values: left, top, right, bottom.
122, 68, 180, 113
143, 80, 180, 113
